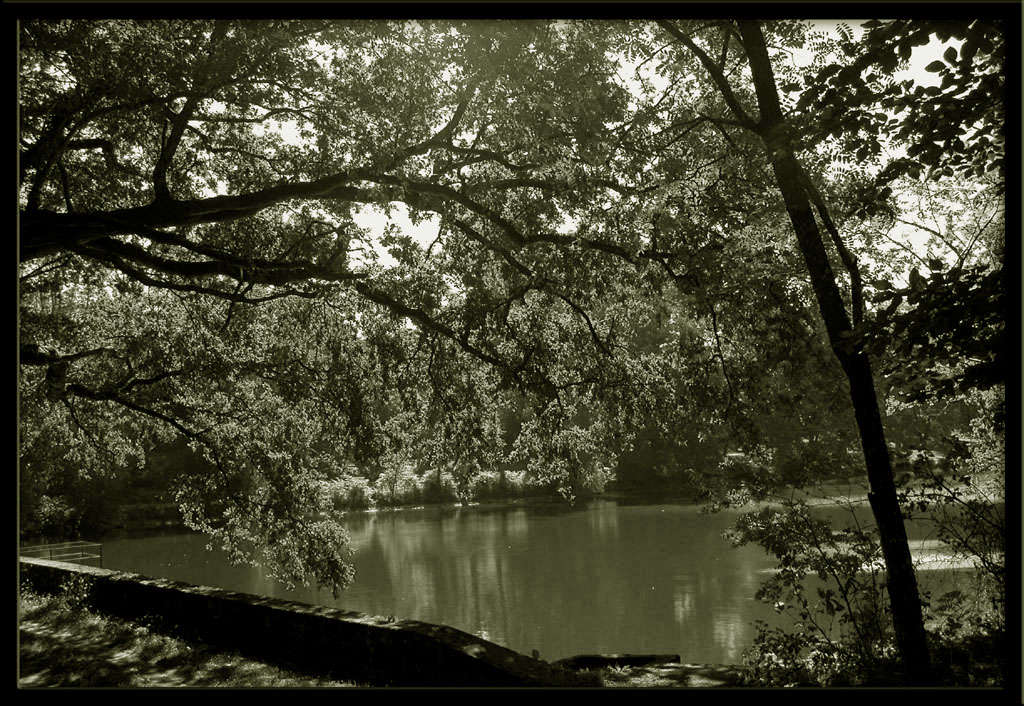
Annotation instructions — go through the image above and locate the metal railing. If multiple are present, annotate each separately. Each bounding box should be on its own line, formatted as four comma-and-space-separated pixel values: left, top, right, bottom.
20, 541, 103, 568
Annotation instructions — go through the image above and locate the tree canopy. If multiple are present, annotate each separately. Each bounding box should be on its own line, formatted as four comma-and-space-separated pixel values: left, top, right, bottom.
19, 16, 1008, 657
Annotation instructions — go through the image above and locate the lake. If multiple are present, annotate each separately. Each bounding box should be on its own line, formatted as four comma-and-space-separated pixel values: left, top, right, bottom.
91, 493, 973, 665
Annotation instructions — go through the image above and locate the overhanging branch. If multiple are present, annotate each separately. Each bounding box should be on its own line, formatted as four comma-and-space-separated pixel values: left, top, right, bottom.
65, 382, 201, 438
656, 20, 759, 130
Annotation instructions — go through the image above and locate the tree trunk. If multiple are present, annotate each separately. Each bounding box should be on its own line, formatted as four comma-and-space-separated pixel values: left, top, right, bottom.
736, 21, 932, 684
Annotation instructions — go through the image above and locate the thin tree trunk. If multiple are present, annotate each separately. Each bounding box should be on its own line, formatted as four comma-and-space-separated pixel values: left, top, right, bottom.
736, 20, 932, 684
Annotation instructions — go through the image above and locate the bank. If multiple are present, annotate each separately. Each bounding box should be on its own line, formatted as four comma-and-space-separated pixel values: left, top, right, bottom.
19, 555, 754, 688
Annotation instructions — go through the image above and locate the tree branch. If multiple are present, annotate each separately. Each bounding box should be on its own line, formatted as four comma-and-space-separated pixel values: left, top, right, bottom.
353, 281, 514, 376
67, 138, 144, 177
152, 22, 229, 202
20, 343, 120, 367
74, 235, 363, 287
65, 382, 201, 438
656, 20, 759, 130
19, 175, 376, 262
795, 163, 865, 326
67, 242, 334, 303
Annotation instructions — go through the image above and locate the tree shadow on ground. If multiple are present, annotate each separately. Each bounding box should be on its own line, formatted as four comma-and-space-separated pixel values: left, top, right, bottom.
18, 609, 350, 688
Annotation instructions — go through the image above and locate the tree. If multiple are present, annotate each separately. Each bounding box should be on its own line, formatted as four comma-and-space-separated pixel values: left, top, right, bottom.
20, 18, 684, 592
744, 19, 931, 683
649, 17, 1007, 682
19, 18, 1007, 681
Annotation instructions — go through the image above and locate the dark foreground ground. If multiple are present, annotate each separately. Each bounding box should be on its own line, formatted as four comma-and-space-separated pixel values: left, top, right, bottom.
17, 590, 749, 689
17, 590, 357, 687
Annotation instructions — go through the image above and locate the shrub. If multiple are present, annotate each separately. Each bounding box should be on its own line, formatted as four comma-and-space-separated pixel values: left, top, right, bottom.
576, 464, 614, 496
56, 574, 95, 611
372, 463, 421, 507
894, 390, 1006, 685
320, 476, 373, 512
729, 498, 900, 686
918, 427, 1005, 629
469, 470, 506, 502
421, 471, 459, 504
926, 592, 1005, 686
28, 494, 81, 537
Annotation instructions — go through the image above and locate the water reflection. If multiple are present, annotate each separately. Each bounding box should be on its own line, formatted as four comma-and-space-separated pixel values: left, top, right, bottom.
94, 497, 971, 665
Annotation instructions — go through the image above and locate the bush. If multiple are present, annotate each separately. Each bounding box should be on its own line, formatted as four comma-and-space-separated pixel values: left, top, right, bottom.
576, 464, 614, 496
21, 468, 129, 540
469, 470, 506, 502
926, 596, 1005, 686
320, 476, 373, 511
421, 472, 459, 504
732, 477, 1005, 688
372, 463, 421, 507
56, 574, 95, 611
775, 444, 852, 487
319, 463, 565, 512
919, 428, 1005, 628
730, 498, 900, 686
896, 389, 1006, 685
28, 494, 81, 538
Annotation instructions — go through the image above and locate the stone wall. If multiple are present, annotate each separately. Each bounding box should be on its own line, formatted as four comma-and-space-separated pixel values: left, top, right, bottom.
19, 556, 588, 687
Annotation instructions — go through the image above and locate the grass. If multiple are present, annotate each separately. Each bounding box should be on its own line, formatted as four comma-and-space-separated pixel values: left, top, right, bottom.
18, 588, 361, 688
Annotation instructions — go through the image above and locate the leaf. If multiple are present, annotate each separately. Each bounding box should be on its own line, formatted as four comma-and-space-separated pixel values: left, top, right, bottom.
942, 45, 957, 65
961, 39, 979, 63
819, 64, 842, 80
924, 60, 945, 73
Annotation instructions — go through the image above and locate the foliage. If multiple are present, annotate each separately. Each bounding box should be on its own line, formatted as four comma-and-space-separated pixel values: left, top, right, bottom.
372, 463, 426, 507
925, 620, 1005, 687
900, 388, 1006, 627
18, 16, 1007, 632
729, 498, 900, 686
730, 385, 1006, 688
861, 261, 1005, 406
789, 19, 1005, 194
321, 475, 374, 511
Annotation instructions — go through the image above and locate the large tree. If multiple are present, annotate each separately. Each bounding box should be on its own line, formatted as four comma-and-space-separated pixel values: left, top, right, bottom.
20, 18, 699, 589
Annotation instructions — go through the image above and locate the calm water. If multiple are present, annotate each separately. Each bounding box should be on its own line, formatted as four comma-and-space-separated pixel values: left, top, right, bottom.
92, 495, 971, 665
